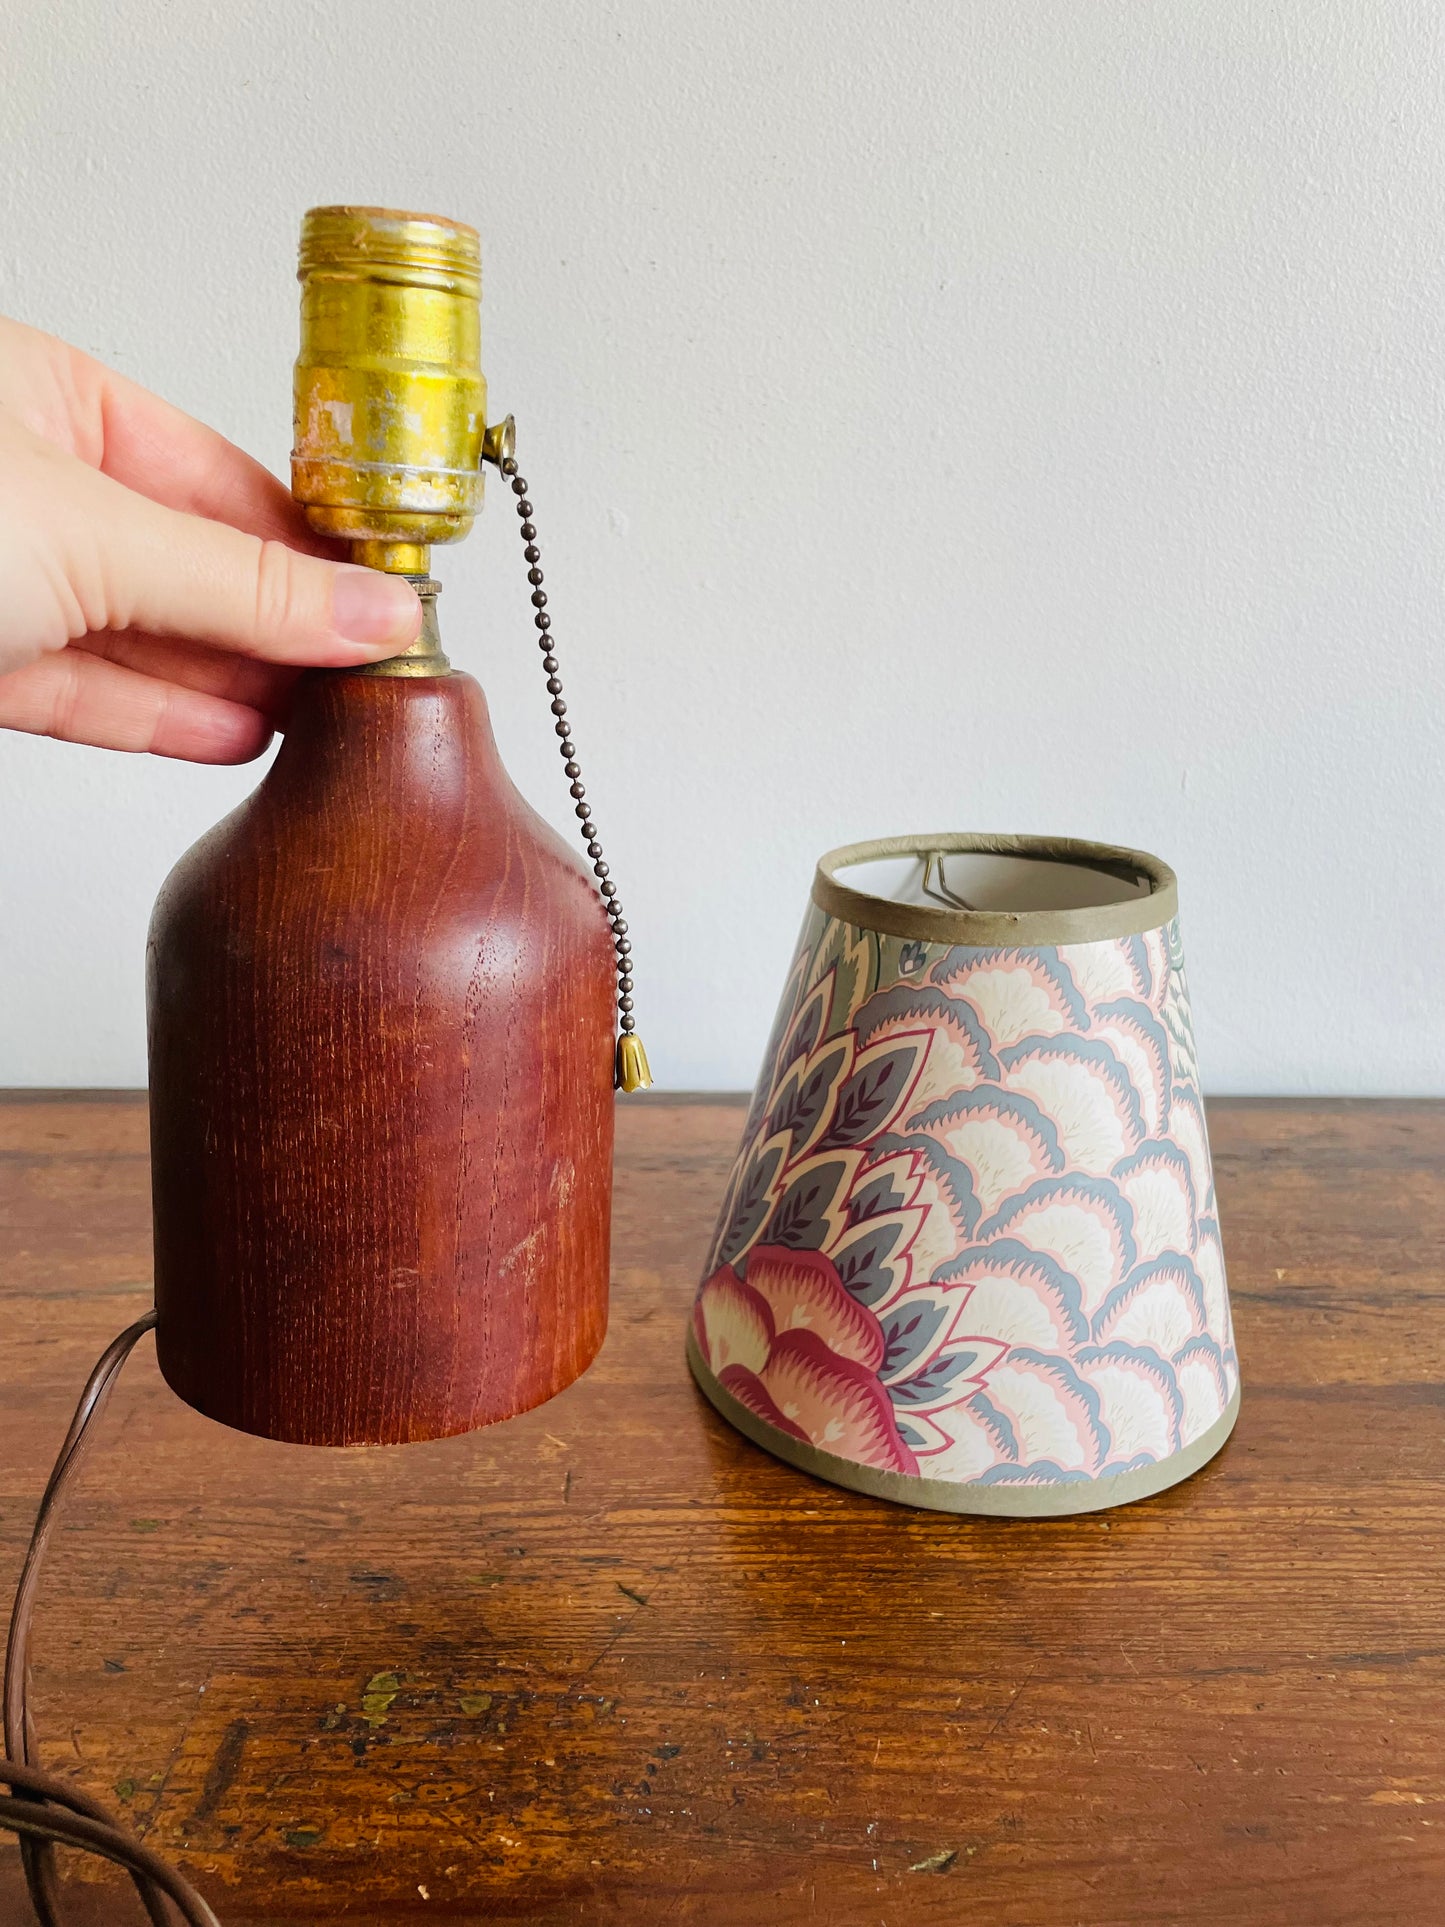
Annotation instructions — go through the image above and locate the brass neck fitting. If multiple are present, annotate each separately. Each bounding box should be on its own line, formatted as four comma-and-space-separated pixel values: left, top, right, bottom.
354, 577, 451, 678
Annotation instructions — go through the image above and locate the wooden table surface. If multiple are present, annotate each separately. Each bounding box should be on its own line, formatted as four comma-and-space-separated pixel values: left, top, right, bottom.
2, 1093, 1443, 1927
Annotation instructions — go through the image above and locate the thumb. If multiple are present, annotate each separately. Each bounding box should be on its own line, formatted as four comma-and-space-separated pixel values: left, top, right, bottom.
46, 443, 423, 666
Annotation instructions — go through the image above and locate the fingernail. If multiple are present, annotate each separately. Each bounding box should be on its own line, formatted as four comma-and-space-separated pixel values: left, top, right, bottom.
331, 568, 422, 648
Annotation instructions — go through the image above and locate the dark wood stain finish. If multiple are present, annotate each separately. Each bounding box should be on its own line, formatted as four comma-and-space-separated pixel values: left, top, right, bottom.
146, 670, 616, 1445
2, 1096, 1444, 1924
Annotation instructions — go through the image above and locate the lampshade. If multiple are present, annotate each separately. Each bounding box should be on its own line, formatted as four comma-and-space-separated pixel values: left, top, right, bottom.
689, 833, 1240, 1516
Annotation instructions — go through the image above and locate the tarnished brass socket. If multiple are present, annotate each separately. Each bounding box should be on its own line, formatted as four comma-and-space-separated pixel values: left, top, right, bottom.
292, 206, 487, 575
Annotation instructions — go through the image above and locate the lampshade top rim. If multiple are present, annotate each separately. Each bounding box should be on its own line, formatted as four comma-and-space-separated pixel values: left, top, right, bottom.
813, 832, 1179, 946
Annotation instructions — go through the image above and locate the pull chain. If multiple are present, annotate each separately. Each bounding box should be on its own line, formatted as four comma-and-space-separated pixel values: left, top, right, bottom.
498, 452, 651, 1093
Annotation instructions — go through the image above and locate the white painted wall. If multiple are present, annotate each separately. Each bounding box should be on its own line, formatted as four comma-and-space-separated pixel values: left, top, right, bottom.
1, 0, 1442, 1094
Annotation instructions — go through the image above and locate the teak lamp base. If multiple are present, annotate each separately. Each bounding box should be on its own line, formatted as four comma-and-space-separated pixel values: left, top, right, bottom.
148, 666, 616, 1447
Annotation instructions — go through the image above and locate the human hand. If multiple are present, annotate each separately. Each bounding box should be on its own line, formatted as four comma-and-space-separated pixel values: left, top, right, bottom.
0, 317, 422, 762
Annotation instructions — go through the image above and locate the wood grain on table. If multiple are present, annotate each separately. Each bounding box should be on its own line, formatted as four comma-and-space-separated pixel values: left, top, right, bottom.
1, 1094, 1443, 1927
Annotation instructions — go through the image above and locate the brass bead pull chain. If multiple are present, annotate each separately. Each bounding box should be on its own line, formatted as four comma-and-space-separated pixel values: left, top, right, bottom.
496, 448, 651, 1094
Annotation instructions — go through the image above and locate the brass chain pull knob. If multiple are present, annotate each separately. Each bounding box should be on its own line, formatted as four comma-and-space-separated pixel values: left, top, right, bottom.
481, 416, 516, 468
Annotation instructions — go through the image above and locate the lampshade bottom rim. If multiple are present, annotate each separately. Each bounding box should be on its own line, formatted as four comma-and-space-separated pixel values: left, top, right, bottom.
687, 1329, 1240, 1518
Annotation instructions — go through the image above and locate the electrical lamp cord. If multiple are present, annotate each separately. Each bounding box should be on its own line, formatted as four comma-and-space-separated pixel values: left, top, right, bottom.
2, 1312, 221, 1926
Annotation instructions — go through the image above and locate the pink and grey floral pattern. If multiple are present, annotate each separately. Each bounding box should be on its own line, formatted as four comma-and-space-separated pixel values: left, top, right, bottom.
693, 910, 1236, 1489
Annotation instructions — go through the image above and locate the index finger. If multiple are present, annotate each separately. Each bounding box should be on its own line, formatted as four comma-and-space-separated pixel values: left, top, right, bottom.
71, 341, 339, 555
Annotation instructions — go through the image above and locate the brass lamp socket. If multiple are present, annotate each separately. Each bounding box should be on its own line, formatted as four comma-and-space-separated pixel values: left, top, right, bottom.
291, 206, 487, 577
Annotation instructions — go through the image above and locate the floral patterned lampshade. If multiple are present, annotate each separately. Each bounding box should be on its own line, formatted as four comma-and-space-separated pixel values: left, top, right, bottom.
689, 834, 1240, 1517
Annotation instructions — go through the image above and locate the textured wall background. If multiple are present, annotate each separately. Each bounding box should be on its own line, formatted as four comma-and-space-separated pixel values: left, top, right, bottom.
2, 1, 1442, 1092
